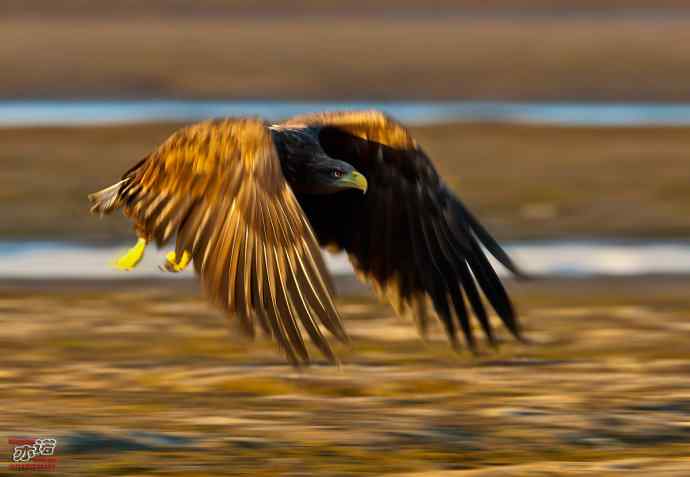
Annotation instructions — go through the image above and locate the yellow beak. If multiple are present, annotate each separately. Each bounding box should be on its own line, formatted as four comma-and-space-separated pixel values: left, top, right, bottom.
337, 170, 368, 194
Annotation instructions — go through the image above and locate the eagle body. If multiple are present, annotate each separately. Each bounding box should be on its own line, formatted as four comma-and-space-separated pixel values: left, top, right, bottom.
89, 110, 524, 365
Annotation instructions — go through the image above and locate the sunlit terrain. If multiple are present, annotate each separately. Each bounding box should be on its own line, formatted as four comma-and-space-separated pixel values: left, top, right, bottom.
3, 278, 690, 475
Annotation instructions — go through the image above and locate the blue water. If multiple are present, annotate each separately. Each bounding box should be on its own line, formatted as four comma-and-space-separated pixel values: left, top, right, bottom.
3, 240, 690, 279
3, 100, 690, 126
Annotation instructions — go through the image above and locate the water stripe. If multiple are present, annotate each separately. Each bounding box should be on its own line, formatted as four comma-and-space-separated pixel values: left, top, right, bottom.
3, 241, 690, 279
3, 101, 690, 127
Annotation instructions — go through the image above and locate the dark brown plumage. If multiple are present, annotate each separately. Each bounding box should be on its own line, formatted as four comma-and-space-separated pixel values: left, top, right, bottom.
89, 111, 524, 365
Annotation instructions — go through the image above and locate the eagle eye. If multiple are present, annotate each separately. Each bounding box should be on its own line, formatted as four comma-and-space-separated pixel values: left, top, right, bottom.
331, 169, 344, 179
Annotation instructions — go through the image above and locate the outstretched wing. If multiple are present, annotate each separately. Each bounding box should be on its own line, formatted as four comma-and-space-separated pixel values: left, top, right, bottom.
115, 118, 347, 364
282, 110, 524, 351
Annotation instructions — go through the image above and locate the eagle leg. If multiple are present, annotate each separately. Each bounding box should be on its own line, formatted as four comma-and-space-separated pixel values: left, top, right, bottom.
112, 237, 147, 271
162, 250, 191, 273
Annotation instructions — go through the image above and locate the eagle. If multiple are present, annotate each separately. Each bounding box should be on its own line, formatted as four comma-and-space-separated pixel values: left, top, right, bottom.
89, 110, 525, 365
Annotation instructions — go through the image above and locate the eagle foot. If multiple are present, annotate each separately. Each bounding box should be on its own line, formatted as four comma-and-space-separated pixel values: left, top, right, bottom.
162, 250, 191, 273
112, 238, 147, 271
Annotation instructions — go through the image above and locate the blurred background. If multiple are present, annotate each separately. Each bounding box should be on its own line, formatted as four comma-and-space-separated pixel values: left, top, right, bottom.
3, 1, 690, 475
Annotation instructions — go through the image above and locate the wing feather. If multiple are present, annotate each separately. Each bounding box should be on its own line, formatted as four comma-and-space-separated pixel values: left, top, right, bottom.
107, 118, 346, 364
285, 110, 523, 351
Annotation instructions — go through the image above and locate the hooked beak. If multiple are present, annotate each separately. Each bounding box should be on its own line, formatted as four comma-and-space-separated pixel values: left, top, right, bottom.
336, 170, 368, 194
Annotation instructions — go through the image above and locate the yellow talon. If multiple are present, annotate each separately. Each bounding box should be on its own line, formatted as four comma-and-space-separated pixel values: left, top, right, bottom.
112, 238, 147, 271
164, 250, 191, 273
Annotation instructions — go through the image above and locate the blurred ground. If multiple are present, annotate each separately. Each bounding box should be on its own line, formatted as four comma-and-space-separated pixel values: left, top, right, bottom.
3, 122, 690, 241
3, 277, 690, 475
3, 4, 690, 100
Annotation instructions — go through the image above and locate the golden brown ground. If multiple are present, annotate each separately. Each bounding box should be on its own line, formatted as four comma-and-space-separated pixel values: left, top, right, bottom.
2, 10, 690, 101
3, 122, 690, 241
2, 277, 690, 475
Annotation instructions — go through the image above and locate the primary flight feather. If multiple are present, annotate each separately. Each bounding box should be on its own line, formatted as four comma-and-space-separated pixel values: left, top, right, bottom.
89, 111, 524, 365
